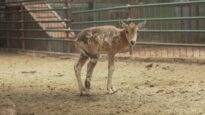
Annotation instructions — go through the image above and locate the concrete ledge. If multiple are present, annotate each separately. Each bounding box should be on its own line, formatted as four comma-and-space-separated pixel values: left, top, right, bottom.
1, 48, 205, 64
114, 56, 205, 64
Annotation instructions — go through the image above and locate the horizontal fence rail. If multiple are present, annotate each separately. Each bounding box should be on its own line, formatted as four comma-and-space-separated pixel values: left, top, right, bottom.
0, 29, 80, 32
72, 1, 205, 14
1, 29, 205, 33
0, 37, 75, 42
72, 16, 205, 24
0, 20, 72, 23
0, 0, 67, 5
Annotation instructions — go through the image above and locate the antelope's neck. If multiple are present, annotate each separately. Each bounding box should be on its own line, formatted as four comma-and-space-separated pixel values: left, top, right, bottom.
117, 29, 130, 50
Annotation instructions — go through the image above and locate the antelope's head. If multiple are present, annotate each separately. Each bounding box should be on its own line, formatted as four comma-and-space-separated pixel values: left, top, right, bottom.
121, 21, 146, 46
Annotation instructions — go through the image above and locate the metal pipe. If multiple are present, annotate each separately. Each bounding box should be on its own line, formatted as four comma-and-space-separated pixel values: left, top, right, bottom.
0, 8, 71, 14
0, 37, 75, 42
72, 16, 205, 24
0, 29, 204, 33
20, 1, 25, 49
1, 37, 204, 47
0, 0, 72, 4
0, 20, 72, 23
65, 0, 69, 39
0, 29, 81, 32
138, 30, 205, 33
136, 42, 205, 47
72, 1, 205, 14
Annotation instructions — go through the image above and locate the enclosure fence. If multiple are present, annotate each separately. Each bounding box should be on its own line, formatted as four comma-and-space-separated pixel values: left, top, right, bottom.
0, 0, 205, 60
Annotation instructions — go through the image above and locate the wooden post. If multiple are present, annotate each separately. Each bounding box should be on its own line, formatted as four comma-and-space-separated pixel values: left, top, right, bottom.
64, 0, 69, 38
48, 40, 51, 52
5, 4, 10, 49
196, 4, 199, 42
87, 0, 94, 22
64, 0, 72, 53
20, 1, 25, 49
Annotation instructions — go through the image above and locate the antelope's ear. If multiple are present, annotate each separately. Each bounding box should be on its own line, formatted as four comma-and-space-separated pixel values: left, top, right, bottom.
120, 21, 128, 28
137, 20, 146, 29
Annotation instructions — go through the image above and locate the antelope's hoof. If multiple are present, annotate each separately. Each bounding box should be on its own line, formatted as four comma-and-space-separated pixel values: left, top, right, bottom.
107, 88, 118, 95
80, 90, 90, 96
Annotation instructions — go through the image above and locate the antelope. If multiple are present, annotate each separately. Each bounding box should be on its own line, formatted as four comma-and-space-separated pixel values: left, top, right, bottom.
74, 21, 146, 95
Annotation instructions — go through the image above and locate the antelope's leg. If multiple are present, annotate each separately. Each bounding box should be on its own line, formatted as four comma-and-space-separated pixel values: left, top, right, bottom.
107, 54, 117, 94
74, 54, 88, 95
85, 56, 99, 95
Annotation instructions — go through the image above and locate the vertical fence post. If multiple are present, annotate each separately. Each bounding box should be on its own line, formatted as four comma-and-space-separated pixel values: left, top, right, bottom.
128, 0, 133, 56
196, 3, 199, 42
5, 2, 10, 49
65, 0, 69, 38
64, 0, 69, 53
47, 40, 51, 52
87, 0, 94, 25
20, 0, 25, 50
64, 0, 72, 53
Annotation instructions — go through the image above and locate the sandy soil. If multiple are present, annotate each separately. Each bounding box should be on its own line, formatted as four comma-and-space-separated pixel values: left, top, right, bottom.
0, 51, 205, 115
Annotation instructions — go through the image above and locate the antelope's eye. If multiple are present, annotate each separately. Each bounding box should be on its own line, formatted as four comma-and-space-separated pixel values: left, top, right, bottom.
125, 30, 128, 34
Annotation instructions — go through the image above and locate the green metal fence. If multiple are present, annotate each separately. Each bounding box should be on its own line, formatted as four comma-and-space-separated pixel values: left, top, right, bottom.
0, 0, 205, 59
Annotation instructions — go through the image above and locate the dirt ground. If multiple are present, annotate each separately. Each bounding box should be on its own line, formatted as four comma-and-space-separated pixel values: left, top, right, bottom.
0, 51, 205, 115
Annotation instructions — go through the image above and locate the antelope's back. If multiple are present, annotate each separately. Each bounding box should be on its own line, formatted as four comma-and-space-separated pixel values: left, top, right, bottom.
76, 25, 119, 42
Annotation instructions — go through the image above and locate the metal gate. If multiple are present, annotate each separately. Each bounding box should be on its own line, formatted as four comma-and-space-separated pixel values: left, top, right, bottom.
0, 0, 205, 60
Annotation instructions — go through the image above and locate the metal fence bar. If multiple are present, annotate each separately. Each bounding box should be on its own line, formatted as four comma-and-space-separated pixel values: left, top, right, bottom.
72, 16, 205, 24
0, 29, 81, 32
136, 42, 205, 47
20, 1, 25, 49
1, 37, 205, 47
0, 20, 72, 23
0, 37, 75, 41
1, 29, 205, 33
23, 20, 72, 23
64, 0, 72, 52
72, 1, 205, 14
139, 30, 205, 33
0, 0, 63, 5
0, 8, 71, 14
